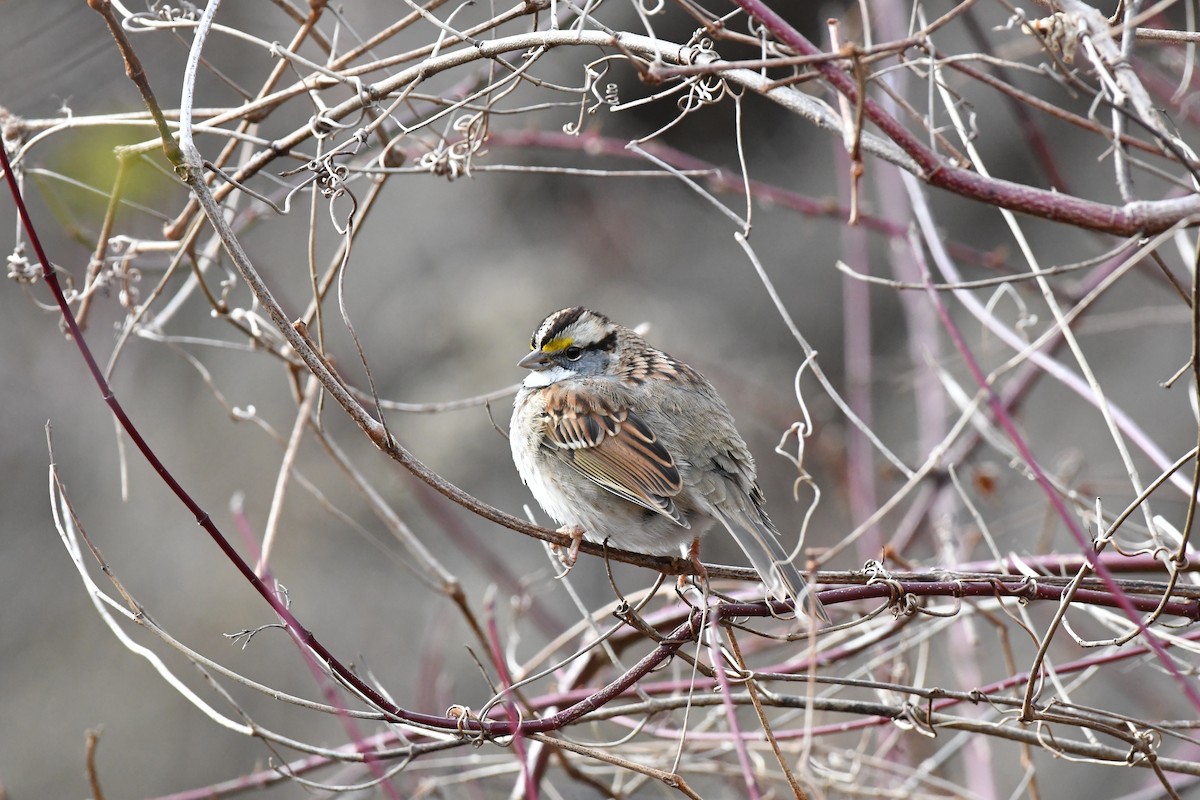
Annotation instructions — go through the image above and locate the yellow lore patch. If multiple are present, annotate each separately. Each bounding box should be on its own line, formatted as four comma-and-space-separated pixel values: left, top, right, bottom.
541, 336, 574, 354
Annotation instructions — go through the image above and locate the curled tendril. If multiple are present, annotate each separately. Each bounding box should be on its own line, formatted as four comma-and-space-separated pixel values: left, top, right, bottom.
418, 113, 487, 180
315, 162, 349, 200
862, 560, 887, 581
482, 703, 525, 748
674, 38, 726, 113
691, 37, 716, 57
446, 703, 492, 745
117, 264, 142, 310
863, 561, 917, 617
135, 2, 200, 25
565, 59, 617, 136
744, 16, 789, 59
309, 111, 346, 140
745, 15, 767, 39
280, 137, 359, 203
677, 75, 728, 113
896, 701, 938, 737
1124, 726, 1161, 766
1014, 576, 1037, 606
447, 704, 475, 736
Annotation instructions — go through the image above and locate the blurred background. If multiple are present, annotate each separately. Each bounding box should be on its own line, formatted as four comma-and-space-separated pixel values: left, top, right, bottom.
3, 0, 1199, 797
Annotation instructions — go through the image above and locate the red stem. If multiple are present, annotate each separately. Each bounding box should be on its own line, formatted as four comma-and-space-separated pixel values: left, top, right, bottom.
731, 0, 1197, 235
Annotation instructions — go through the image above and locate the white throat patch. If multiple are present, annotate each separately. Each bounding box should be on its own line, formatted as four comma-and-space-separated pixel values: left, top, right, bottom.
523, 365, 574, 388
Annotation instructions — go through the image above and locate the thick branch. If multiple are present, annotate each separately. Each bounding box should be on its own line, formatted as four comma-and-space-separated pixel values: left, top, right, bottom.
733, 0, 1200, 234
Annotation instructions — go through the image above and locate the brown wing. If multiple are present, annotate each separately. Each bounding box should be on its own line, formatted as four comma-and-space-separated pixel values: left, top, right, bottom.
542, 385, 687, 527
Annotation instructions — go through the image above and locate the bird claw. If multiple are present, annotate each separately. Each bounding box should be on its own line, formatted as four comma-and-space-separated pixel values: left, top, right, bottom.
552, 525, 586, 568
677, 536, 708, 593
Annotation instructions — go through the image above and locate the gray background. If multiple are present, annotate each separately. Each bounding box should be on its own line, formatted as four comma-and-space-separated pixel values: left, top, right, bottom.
1, 1, 1196, 797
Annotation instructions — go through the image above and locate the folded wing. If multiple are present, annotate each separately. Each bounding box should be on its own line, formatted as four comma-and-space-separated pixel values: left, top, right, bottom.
543, 386, 687, 528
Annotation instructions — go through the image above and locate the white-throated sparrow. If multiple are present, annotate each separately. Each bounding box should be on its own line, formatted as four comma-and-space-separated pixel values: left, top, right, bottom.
510, 307, 828, 622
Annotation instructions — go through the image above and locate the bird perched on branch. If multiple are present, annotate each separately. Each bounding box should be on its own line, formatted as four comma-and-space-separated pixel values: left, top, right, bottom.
510, 306, 828, 623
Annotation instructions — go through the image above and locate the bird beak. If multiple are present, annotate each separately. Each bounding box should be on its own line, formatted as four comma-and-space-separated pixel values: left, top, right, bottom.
518, 349, 552, 370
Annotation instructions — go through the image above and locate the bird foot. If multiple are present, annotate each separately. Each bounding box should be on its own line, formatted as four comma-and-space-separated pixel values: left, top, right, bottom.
552, 525, 586, 568
677, 536, 708, 593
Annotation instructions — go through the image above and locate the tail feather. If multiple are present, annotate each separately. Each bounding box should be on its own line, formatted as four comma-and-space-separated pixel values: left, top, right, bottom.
713, 507, 829, 623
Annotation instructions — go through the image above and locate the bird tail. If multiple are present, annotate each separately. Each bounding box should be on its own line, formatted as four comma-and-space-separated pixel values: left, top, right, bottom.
714, 507, 829, 623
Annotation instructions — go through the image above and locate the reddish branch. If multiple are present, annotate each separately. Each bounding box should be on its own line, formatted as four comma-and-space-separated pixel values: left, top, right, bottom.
732, 0, 1200, 235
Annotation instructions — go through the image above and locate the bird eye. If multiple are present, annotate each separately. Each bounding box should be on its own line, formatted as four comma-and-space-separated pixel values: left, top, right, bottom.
564, 346, 583, 361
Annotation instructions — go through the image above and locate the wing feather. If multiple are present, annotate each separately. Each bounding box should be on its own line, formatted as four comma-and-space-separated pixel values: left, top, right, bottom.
543, 386, 686, 527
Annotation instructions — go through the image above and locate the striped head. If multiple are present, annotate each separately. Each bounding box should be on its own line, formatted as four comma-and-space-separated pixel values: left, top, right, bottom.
517, 307, 619, 385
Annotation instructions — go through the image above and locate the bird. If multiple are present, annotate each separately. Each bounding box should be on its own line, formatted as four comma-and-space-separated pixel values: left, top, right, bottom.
509, 306, 828, 622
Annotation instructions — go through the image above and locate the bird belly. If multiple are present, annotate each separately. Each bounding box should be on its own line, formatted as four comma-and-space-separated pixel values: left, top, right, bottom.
513, 441, 697, 555
511, 387, 702, 556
